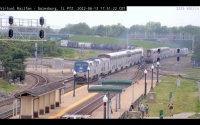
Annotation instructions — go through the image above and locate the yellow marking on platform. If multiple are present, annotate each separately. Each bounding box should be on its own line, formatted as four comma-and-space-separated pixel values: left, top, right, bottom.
63, 85, 87, 97
10, 115, 20, 119
48, 93, 98, 119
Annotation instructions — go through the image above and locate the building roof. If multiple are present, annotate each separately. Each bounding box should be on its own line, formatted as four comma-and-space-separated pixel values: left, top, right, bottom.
14, 81, 66, 98
88, 85, 126, 93
101, 79, 135, 86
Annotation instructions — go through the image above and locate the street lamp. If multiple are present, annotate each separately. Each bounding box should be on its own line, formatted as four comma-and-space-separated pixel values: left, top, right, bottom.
144, 69, 147, 97
156, 61, 160, 86
73, 70, 76, 97
87, 67, 90, 89
151, 65, 154, 91
103, 95, 108, 119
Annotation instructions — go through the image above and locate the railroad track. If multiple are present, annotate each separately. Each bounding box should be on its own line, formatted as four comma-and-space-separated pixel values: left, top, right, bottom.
0, 61, 157, 119
26, 72, 49, 88
0, 72, 49, 119
61, 63, 147, 118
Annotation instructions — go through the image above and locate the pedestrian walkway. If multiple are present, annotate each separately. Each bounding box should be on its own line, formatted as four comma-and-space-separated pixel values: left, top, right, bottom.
144, 112, 197, 119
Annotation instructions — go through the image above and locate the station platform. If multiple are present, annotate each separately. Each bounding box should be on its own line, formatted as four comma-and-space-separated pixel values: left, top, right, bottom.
11, 74, 158, 119
88, 78, 157, 119
11, 85, 98, 119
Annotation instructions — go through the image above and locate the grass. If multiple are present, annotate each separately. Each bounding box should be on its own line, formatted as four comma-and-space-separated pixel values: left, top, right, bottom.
186, 67, 200, 73
62, 49, 105, 60
188, 113, 200, 119
185, 67, 200, 79
0, 79, 16, 94
69, 35, 181, 49
187, 74, 200, 79
137, 76, 200, 117
43, 64, 52, 68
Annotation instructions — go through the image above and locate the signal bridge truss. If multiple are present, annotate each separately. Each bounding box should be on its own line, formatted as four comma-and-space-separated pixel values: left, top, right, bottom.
0, 18, 46, 42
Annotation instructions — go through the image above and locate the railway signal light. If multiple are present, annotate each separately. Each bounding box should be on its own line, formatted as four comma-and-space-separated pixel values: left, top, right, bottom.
157, 57, 160, 62
9, 16, 13, 25
157, 49, 160, 54
177, 48, 180, 53
39, 17, 44, 26
8, 29, 13, 38
177, 57, 180, 61
39, 30, 44, 38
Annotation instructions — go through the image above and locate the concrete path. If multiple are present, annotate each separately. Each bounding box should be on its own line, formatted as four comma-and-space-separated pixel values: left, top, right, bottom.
145, 112, 198, 119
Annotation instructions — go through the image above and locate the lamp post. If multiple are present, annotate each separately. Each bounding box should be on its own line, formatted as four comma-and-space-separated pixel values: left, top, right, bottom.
73, 71, 76, 97
87, 67, 90, 89
156, 61, 160, 86
151, 65, 154, 91
103, 95, 108, 119
144, 69, 147, 97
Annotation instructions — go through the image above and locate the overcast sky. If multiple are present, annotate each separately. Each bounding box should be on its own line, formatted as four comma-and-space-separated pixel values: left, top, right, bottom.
1, 6, 200, 29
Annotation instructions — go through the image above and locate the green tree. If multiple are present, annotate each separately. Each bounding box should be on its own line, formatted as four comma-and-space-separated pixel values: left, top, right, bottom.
0, 41, 28, 81
191, 43, 200, 62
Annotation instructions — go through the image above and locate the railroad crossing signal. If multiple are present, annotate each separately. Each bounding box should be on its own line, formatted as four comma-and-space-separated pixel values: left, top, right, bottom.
157, 49, 160, 54
157, 57, 160, 62
39, 30, 44, 38
9, 16, 13, 25
8, 16, 13, 38
177, 48, 180, 53
8, 29, 13, 38
39, 17, 44, 39
39, 17, 44, 26
177, 48, 180, 61
177, 57, 180, 61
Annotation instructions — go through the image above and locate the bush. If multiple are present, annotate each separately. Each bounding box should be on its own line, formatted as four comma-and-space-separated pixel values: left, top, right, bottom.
11, 70, 25, 81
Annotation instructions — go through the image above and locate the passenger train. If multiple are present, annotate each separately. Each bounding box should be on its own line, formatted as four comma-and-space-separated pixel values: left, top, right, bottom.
73, 46, 188, 83
73, 48, 143, 83
145, 47, 188, 63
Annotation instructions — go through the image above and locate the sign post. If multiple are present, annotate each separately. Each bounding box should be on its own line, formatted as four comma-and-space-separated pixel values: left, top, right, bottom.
169, 92, 172, 101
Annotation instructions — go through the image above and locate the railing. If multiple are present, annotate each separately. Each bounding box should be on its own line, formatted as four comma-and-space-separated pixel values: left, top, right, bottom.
119, 94, 144, 119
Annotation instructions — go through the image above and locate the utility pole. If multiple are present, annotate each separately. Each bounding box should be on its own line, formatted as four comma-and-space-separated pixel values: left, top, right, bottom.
35, 43, 38, 71
192, 35, 195, 53
127, 28, 129, 49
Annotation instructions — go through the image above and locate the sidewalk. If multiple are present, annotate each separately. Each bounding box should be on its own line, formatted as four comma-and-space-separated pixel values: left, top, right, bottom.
144, 112, 197, 119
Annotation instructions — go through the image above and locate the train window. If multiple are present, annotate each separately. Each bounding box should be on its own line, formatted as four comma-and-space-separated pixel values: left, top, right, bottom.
75, 63, 81, 66
82, 63, 88, 66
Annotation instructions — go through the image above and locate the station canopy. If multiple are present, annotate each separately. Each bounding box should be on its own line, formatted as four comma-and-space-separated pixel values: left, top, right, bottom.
101, 79, 135, 86
88, 85, 126, 93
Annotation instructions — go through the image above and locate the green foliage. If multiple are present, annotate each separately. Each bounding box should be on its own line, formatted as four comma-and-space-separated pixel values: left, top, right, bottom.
140, 77, 199, 117
69, 35, 181, 49
11, 70, 25, 81
43, 64, 52, 68
186, 67, 200, 72
191, 43, 200, 62
0, 41, 28, 81
0, 79, 16, 94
